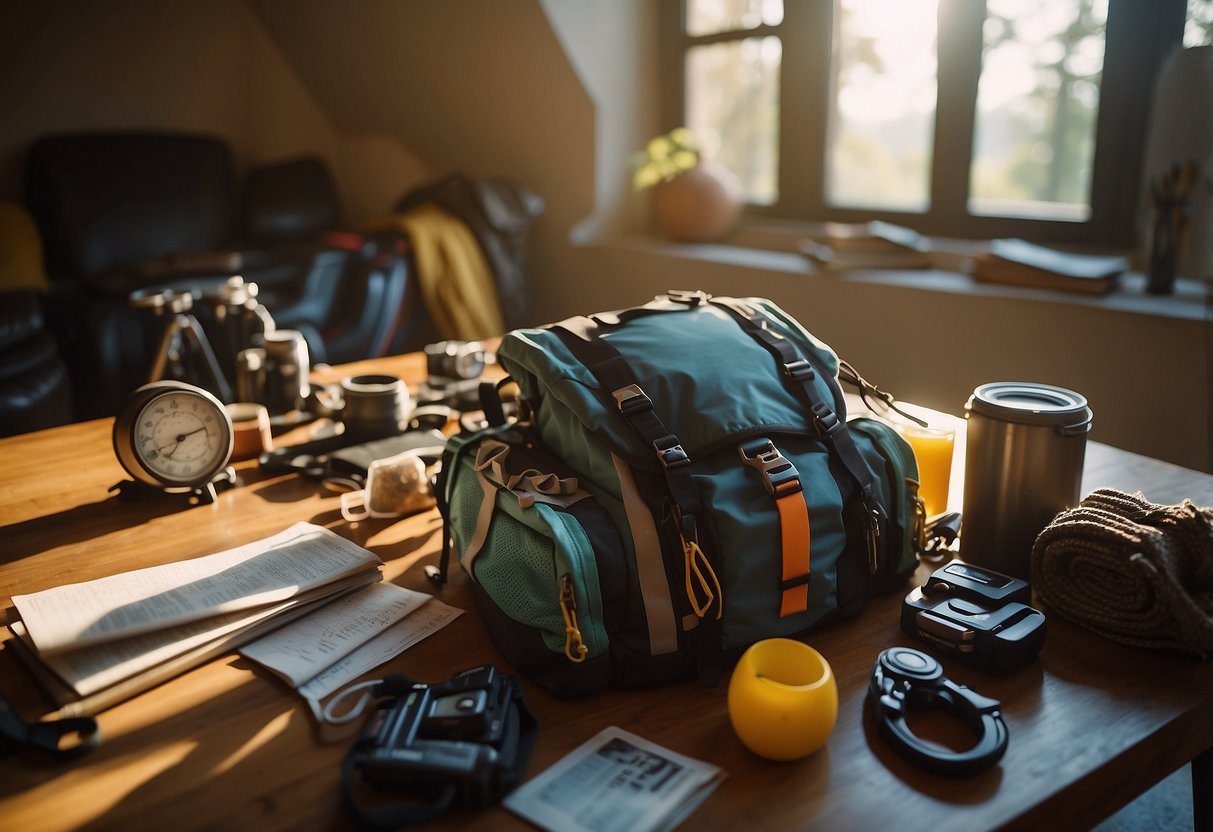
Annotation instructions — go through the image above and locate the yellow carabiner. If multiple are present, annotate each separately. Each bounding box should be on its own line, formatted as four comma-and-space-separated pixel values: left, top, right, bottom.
682, 535, 723, 620
559, 574, 588, 663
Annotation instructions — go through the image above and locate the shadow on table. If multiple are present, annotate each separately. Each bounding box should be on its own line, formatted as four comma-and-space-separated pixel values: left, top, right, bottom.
0, 496, 180, 566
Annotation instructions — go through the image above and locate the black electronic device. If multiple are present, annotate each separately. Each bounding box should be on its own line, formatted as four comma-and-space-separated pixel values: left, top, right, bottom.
901, 561, 1046, 674
342, 665, 536, 828
867, 646, 1008, 776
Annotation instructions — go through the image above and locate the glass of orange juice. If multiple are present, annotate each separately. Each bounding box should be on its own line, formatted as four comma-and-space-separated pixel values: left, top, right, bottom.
872, 401, 955, 519
896, 421, 955, 518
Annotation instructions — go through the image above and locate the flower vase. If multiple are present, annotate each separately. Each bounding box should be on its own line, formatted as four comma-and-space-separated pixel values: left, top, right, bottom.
651, 162, 742, 243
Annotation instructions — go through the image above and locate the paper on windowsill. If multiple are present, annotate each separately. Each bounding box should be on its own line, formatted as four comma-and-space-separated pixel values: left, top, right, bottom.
240, 582, 443, 688
12, 522, 384, 655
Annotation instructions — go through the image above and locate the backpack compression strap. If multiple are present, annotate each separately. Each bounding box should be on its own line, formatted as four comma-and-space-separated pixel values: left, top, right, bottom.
709, 297, 886, 575
550, 316, 725, 684
739, 437, 812, 616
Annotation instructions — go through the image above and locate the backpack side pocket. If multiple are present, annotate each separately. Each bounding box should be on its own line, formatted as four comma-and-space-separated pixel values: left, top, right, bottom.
848, 416, 923, 593
444, 434, 624, 696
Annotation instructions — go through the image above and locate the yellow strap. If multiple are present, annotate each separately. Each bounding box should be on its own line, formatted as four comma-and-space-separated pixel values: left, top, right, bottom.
774, 480, 811, 617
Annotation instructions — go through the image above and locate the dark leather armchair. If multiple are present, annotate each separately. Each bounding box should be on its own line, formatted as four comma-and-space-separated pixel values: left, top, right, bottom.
0, 291, 72, 437
240, 156, 411, 365
23, 133, 412, 418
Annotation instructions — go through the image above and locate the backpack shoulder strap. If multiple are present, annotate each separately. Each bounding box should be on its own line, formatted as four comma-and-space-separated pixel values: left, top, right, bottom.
708, 296, 885, 575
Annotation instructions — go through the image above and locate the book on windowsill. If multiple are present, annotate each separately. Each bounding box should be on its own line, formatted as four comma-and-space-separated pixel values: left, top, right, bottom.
800, 220, 933, 271
822, 220, 927, 253
799, 240, 933, 271
972, 238, 1128, 295
6, 522, 384, 717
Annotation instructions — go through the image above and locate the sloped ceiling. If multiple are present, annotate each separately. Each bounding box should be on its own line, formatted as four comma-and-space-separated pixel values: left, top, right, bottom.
248, 0, 595, 227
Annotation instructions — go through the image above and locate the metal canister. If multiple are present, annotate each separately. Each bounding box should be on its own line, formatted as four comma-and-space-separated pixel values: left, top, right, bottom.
262, 329, 311, 413
961, 382, 1092, 581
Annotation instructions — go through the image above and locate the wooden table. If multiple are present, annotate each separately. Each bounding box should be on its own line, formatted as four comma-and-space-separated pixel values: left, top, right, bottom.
1, 353, 1211, 831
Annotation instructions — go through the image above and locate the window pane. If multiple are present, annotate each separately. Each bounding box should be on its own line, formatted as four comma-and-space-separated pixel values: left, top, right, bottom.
686, 0, 783, 37
1187, 0, 1213, 47
826, 0, 938, 212
969, 0, 1107, 221
685, 36, 781, 205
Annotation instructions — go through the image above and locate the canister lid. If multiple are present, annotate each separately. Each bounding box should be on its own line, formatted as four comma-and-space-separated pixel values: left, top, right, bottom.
965, 382, 1092, 428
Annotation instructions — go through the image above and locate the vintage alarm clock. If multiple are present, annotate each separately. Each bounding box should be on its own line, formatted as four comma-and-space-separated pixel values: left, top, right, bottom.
111, 380, 235, 502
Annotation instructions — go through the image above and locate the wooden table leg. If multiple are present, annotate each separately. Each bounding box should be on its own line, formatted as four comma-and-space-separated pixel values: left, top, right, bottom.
1195, 746, 1212, 832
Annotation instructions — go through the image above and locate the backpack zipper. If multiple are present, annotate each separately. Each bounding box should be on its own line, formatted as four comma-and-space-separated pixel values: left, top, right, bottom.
559, 573, 588, 663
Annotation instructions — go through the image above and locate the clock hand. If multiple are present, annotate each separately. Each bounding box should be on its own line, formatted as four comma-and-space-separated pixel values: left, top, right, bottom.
156, 426, 208, 455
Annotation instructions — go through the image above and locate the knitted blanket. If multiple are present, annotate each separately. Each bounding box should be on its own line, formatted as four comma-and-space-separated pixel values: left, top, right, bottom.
1030, 488, 1213, 657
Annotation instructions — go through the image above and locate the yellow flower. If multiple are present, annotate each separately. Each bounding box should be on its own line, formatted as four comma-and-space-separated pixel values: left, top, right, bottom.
633, 128, 703, 190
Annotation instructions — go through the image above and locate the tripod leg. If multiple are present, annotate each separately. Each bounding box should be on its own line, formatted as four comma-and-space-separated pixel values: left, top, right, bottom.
148, 319, 186, 383
179, 316, 234, 402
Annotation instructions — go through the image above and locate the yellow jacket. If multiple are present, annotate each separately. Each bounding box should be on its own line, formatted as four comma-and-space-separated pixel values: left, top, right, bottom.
369, 204, 504, 341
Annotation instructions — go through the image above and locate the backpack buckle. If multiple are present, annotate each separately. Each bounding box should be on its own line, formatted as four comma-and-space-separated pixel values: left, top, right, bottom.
612, 384, 652, 414
811, 402, 841, 436
654, 435, 690, 469
782, 359, 815, 382
738, 439, 802, 497
666, 289, 711, 306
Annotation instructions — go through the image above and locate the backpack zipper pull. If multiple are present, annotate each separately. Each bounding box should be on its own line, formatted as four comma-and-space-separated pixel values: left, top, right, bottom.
865, 503, 882, 575
559, 574, 588, 663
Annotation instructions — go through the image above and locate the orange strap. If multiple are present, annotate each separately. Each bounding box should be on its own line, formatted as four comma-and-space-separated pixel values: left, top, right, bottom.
774, 480, 811, 616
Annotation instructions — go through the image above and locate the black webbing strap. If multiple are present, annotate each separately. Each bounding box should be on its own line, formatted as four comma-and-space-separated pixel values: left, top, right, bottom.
708, 297, 886, 569
551, 316, 705, 544
549, 312, 724, 684
0, 694, 99, 761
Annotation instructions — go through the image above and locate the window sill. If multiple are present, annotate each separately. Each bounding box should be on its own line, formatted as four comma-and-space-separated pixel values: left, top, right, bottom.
598, 232, 1209, 323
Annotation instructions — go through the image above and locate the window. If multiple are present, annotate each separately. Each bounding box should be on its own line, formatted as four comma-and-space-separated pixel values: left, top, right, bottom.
660, 0, 1192, 245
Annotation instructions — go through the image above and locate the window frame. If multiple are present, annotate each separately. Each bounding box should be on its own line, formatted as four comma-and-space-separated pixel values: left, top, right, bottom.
658, 0, 1188, 246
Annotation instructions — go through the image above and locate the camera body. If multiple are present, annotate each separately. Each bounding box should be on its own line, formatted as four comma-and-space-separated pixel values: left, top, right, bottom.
355, 665, 518, 807
420, 341, 487, 411
425, 340, 486, 383
901, 561, 1046, 674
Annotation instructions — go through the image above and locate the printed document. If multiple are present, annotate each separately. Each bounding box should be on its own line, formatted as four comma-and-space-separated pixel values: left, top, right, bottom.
504, 726, 725, 832
12, 522, 383, 654
240, 582, 455, 688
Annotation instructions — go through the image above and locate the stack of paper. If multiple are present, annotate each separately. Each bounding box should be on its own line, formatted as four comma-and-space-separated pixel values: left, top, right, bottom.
7, 522, 384, 717
973, 238, 1128, 295
800, 221, 933, 271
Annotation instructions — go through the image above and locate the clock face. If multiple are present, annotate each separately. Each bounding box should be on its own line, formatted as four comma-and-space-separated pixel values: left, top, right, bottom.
114, 382, 233, 488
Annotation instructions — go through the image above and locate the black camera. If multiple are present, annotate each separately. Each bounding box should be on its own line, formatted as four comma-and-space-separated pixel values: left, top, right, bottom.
901, 561, 1046, 674
419, 341, 489, 412
343, 665, 536, 825
425, 340, 486, 382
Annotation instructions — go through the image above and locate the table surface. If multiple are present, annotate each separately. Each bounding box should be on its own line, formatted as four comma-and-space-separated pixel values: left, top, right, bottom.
1, 352, 1211, 832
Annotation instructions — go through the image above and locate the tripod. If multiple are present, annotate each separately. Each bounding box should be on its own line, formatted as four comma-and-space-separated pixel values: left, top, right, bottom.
132, 288, 234, 402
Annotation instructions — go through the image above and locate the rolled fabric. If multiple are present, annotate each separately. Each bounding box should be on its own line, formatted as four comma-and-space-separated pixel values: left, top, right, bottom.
1030, 488, 1213, 657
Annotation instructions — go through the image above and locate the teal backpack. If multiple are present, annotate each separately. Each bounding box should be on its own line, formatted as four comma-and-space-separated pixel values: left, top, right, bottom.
435, 291, 926, 695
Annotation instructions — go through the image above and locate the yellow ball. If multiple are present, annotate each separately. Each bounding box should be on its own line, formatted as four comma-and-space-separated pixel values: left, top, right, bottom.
727, 639, 838, 761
